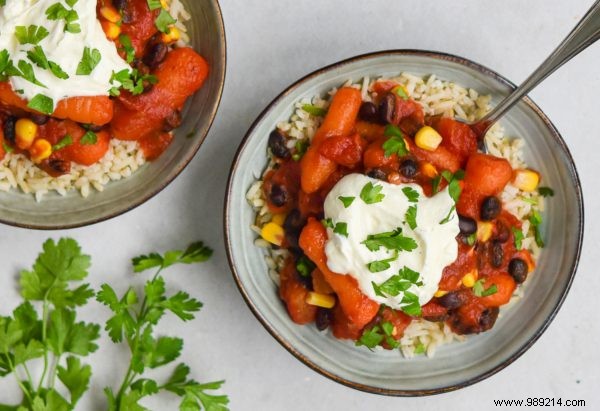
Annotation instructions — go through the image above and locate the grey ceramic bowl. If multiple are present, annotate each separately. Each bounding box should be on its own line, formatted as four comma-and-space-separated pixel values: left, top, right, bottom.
0, 0, 226, 230
225, 50, 584, 395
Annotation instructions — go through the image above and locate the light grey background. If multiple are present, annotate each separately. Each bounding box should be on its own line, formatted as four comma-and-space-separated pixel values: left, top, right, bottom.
0, 0, 598, 410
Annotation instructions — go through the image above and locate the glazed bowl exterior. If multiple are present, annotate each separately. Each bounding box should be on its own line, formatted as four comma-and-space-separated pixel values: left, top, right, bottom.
224, 50, 583, 395
0, 0, 226, 229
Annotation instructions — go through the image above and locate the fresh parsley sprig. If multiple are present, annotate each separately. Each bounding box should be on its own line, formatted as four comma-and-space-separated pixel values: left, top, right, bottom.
98, 242, 229, 411
0, 238, 99, 411
362, 228, 417, 253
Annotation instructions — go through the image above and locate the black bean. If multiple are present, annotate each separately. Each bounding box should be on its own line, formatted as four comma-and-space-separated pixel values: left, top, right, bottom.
358, 102, 379, 123
3, 116, 16, 144
30, 114, 49, 125
143, 42, 168, 69
269, 184, 288, 207
112, 0, 127, 10
490, 241, 504, 268
438, 291, 467, 310
163, 110, 182, 132
283, 209, 305, 248
367, 168, 387, 181
268, 130, 291, 159
479, 307, 499, 332
508, 258, 528, 284
480, 196, 501, 221
379, 93, 395, 124
458, 214, 477, 235
315, 308, 332, 331
399, 158, 418, 178
47, 159, 71, 175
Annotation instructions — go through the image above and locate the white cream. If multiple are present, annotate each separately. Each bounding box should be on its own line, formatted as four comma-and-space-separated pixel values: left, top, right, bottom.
0, 0, 130, 104
324, 174, 459, 310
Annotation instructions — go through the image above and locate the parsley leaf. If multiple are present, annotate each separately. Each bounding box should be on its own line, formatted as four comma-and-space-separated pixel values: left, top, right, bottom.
447, 179, 462, 202
511, 227, 524, 250
155, 9, 177, 33
439, 205, 456, 225
395, 86, 409, 100
52, 135, 73, 151
401, 186, 419, 203
80, 131, 97, 145
76, 47, 101, 75
382, 125, 408, 158
367, 252, 398, 273
414, 342, 426, 354
431, 175, 442, 194
15, 25, 49, 45
296, 256, 315, 277
356, 324, 384, 350
362, 228, 418, 252
372, 266, 422, 300
466, 232, 477, 246
405, 205, 417, 230
292, 139, 309, 161
333, 222, 348, 237
18, 60, 46, 87
338, 196, 355, 208
529, 210, 544, 248
302, 104, 327, 117
132, 241, 213, 272
473, 279, 498, 297
27, 94, 54, 115
360, 182, 385, 204
164, 364, 230, 411
118, 34, 136, 64
147, 0, 163, 10
538, 186, 554, 197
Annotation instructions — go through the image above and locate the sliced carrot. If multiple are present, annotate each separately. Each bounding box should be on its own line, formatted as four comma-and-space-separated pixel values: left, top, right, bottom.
299, 218, 379, 328
355, 120, 385, 142
480, 274, 516, 307
299, 145, 338, 194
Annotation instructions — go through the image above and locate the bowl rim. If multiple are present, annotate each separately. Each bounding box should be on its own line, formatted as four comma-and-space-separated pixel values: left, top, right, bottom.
0, 0, 228, 231
223, 49, 584, 396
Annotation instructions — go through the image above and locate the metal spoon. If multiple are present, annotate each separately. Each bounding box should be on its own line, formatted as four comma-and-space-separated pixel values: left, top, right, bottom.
470, 0, 600, 138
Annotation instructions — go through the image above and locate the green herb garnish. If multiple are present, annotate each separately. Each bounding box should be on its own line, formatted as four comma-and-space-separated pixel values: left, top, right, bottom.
538, 186, 554, 197
382, 125, 408, 158
529, 210, 544, 247
367, 252, 398, 273
302, 104, 327, 117
473, 279, 498, 297
80, 131, 98, 146
338, 196, 355, 208
395, 87, 409, 100
414, 342, 426, 354
118, 34, 136, 64
14, 25, 49, 45
401, 186, 419, 203
27, 94, 54, 115
27, 46, 69, 79
296, 256, 315, 278
362, 228, 417, 252
360, 182, 385, 204
53, 135, 73, 151
292, 139, 309, 161
512, 227, 524, 250
155, 9, 177, 33
76, 47, 102, 76
333, 222, 348, 237
356, 321, 399, 350
439, 205, 456, 225
405, 205, 417, 230
466, 233, 477, 246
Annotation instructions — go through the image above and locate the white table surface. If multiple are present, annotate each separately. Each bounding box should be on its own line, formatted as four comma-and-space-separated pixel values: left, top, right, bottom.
1, 0, 599, 409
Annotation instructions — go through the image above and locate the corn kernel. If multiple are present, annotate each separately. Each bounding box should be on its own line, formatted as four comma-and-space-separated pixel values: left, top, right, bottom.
271, 213, 286, 226
513, 169, 540, 192
15, 119, 38, 150
415, 126, 443, 151
461, 270, 478, 288
160, 0, 170, 9
100, 6, 121, 23
261, 222, 284, 246
101, 21, 121, 40
477, 221, 493, 242
29, 139, 52, 163
161, 26, 180, 43
421, 162, 438, 178
305, 292, 336, 309
434, 290, 448, 298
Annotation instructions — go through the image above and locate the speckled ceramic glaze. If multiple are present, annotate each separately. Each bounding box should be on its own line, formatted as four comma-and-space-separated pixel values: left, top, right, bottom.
224, 50, 584, 396
0, 0, 226, 229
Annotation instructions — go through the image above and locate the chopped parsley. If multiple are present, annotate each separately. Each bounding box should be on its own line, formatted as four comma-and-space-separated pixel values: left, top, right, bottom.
155, 9, 177, 33
80, 131, 98, 145
18, 60, 46, 87
292, 139, 309, 161
405, 205, 417, 230
366, 251, 398, 273
538, 186, 554, 197
46, 1, 81, 34
147, 0, 163, 10
372, 266, 422, 298
439, 205, 456, 225
27, 46, 69, 79
473, 279, 498, 297
118, 34, 136, 64
356, 321, 398, 350
27, 94, 54, 115
321, 218, 334, 229
401, 186, 419, 203
338, 196, 355, 208
512, 227, 524, 250
360, 182, 385, 204
414, 342, 426, 354
2, 142, 14, 153
382, 125, 408, 158
394, 86, 409, 101
302, 104, 327, 117
466, 233, 477, 246
431, 175, 442, 194
296, 256, 315, 278
362, 228, 417, 253
52, 135, 73, 151
529, 210, 544, 247
109, 68, 157, 96
333, 222, 348, 237
14, 25, 49, 45
76, 47, 102, 75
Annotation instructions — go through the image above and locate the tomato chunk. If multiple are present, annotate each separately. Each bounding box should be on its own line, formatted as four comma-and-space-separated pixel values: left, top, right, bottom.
279, 260, 317, 325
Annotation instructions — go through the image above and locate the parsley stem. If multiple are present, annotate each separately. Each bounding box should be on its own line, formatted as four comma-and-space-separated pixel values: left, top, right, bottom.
48, 354, 61, 389
6, 354, 33, 404
21, 362, 35, 392
37, 299, 50, 392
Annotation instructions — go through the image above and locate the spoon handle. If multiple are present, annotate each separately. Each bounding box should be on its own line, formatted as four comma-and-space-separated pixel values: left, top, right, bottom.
479, 0, 600, 127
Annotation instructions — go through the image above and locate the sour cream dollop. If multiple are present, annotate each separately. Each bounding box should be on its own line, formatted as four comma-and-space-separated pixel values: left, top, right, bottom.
0, 0, 131, 103
324, 174, 460, 310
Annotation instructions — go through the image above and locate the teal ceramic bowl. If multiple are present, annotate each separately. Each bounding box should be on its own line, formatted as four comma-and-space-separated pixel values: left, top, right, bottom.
0, 0, 226, 229
224, 50, 584, 395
